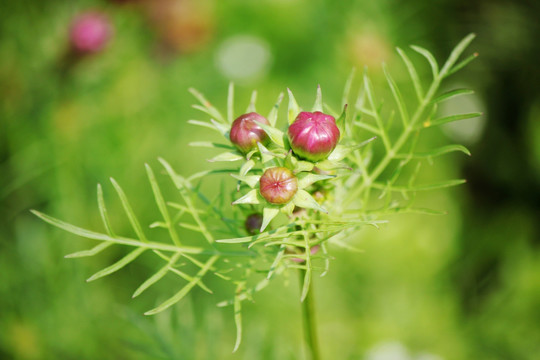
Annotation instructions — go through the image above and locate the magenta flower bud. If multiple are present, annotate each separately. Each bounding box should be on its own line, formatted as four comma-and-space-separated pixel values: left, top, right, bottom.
287, 111, 340, 162
70, 12, 113, 54
229, 112, 269, 153
259, 167, 298, 204
245, 213, 263, 235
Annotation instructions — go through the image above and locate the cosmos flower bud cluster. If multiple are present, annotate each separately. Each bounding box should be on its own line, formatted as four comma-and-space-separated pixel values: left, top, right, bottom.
190, 85, 345, 234
224, 95, 342, 234
229, 110, 340, 162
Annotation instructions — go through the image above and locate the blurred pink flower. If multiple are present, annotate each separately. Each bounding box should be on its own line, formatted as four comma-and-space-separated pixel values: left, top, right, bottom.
70, 12, 113, 54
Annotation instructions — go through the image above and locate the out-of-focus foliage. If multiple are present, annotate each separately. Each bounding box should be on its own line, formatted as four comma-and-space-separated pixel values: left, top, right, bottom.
1, 0, 539, 359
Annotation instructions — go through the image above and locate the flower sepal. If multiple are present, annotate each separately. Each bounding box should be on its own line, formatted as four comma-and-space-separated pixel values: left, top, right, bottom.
284, 151, 315, 174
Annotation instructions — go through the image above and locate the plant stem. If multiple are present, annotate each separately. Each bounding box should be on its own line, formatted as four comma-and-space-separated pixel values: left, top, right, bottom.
299, 269, 321, 360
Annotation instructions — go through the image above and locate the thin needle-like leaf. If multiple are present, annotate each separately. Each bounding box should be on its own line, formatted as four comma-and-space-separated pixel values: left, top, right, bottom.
411, 45, 439, 79
445, 52, 478, 78
31, 211, 244, 255
232, 282, 244, 353
168, 267, 213, 294
363, 72, 391, 152
146, 164, 181, 246
188, 88, 225, 123
371, 179, 467, 192
430, 89, 474, 104
64, 241, 114, 258
87, 247, 146, 282
267, 245, 286, 280
395, 144, 471, 159
110, 178, 148, 242
383, 63, 409, 127
420, 112, 482, 129
133, 253, 181, 298
441, 33, 476, 76
342, 68, 356, 109
144, 255, 219, 315
97, 184, 115, 237
396, 47, 423, 102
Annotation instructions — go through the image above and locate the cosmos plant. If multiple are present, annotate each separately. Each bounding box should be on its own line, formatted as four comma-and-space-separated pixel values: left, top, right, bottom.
33, 34, 480, 359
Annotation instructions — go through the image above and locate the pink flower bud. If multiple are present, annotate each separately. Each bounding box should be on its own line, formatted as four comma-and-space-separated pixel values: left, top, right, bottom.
245, 213, 263, 235
287, 111, 340, 162
229, 112, 269, 153
259, 167, 298, 204
70, 12, 113, 54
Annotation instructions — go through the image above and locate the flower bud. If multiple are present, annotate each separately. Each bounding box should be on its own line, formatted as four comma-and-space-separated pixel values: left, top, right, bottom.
229, 112, 269, 153
259, 167, 298, 204
245, 213, 263, 235
287, 111, 340, 162
70, 12, 113, 54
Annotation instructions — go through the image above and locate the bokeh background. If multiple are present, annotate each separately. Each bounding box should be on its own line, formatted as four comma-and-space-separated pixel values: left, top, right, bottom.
1, 0, 539, 359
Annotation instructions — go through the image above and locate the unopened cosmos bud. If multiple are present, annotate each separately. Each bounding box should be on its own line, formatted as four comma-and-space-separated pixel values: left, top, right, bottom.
259, 167, 298, 204
245, 213, 263, 235
229, 112, 269, 153
288, 111, 340, 162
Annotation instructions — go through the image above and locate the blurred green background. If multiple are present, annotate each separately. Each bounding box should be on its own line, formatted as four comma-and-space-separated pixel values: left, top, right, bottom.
1, 0, 539, 359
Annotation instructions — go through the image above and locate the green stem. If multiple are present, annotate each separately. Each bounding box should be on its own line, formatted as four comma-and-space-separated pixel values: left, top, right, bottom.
299, 269, 321, 360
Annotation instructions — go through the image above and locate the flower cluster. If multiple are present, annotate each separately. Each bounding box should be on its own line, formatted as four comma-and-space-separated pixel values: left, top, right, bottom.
188, 85, 365, 234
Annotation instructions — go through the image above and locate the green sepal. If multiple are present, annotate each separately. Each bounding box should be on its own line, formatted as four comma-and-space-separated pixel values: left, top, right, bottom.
312, 85, 323, 112
208, 152, 244, 163
210, 119, 230, 137
258, 142, 276, 164
297, 173, 335, 189
230, 174, 261, 189
328, 145, 353, 162
240, 159, 255, 176
295, 161, 315, 173
287, 88, 300, 125
267, 92, 284, 127
255, 121, 285, 148
328, 137, 376, 162
284, 151, 314, 173
335, 104, 348, 137
246, 90, 257, 112
315, 159, 352, 171
261, 207, 279, 232
284, 150, 296, 169
232, 189, 260, 205
280, 201, 295, 216
189, 141, 235, 150
292, 190, 328, 213
245, 148, 258, 160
